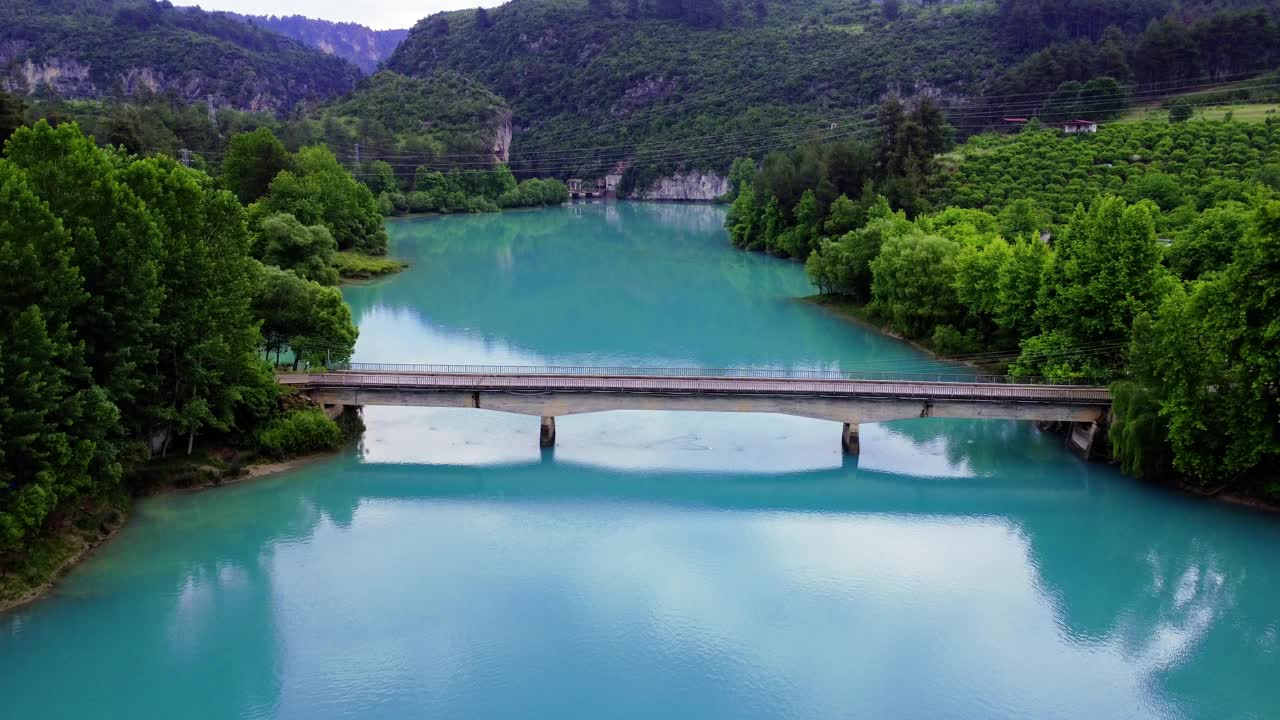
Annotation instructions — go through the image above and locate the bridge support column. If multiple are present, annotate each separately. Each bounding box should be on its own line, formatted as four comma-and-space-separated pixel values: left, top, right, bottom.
1068, 420, 1106, 461
540, 416, 556, 448
842, 422, 860, 455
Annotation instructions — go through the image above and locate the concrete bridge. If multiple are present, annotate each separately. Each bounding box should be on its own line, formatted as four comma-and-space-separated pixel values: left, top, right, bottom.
280, 364, 1112, 456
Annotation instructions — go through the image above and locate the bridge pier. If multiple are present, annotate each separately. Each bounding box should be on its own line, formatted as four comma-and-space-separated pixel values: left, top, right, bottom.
540, 416, 557, 448
842, 422, 860, 455
1068, 420, 1107, 460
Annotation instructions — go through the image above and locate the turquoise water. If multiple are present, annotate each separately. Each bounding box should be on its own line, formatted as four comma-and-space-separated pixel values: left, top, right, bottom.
3, 202, 1278, 719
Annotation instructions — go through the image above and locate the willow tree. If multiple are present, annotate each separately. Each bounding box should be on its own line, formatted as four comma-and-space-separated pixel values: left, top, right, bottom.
1124, 201, 1280, 485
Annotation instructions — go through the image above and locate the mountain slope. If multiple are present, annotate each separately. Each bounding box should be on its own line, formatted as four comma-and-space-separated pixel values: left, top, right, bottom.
0, 0, 362, 114
387, 0, 1280, 184
388, 0, 1005, 178
225, 14, 407, 74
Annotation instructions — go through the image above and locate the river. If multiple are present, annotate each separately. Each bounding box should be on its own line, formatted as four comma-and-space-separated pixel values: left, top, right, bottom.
2, 202, 1276, 719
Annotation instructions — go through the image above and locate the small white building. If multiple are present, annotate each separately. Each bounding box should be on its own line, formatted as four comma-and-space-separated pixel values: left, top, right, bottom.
1062, 119, 1098, 134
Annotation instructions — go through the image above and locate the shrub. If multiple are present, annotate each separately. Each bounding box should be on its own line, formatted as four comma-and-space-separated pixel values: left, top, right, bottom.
256, 408, 343, 457
333, 251, 408, 279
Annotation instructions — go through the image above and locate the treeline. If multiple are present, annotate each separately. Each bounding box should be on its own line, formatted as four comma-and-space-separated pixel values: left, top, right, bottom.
7, 75, 563, 219
725, 96, 950, 258
372, 165, 570, 215
0, 120, 366, 570
988, 1, 1280, 109
725, 109, 1279, 494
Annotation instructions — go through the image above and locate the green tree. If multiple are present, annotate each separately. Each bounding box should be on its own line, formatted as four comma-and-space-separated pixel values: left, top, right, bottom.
0, 90, 25, 146
253, 212, 340, 285
1125, 173, 1183, 211
953, 237, 1013, 339
870, 232, 963, 338
759, 195, 784, 251
359, 160, 398, 195
725, 156, 756, 201
994, 234, 1052, 338
4, 121, 163, 427
252, 266, 358, 369
1020, 196, 1168, 378
823, 194, 865, 237
782, 189, 820, 258
996, 198, 1048, 241
256, 145, 388, 253
120, 156, 275, 453
222, 128, 292, 204
1168, 101, 1193, 123
807, 202, 908, 300
1166, 201, 1250, 279
725, 182, 758, 248
0, 160, 117, 551
1127, 202, 1280, 484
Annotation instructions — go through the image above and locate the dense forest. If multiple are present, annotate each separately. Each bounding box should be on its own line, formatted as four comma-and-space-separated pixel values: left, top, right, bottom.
0, 112, 396, 600
223, 13, 407, 74
3, 67, 567, 216
386, 0, 1280, 189
723, 98, 1279, 493
0, 0, 362, 113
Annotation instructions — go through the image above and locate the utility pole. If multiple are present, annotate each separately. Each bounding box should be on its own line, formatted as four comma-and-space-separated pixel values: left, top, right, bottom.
354, 142, 361, 167
179, 148, 191, 167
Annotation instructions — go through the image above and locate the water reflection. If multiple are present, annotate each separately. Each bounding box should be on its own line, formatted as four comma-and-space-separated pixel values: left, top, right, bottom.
5, 434, 1276, 719
3, 204, 1277, 719
348, 204, 933, 371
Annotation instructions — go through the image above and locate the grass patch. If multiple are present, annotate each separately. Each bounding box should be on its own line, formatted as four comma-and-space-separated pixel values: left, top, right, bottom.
334, 251, 408, 280
1119, 103, 1280, 123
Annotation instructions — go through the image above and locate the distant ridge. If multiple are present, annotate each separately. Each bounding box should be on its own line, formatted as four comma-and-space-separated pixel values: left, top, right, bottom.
0, 0, 362, 114
226, 13, 408, 74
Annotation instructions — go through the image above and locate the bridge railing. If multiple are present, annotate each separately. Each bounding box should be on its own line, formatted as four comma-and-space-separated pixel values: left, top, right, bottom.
329, 362, 1104, 387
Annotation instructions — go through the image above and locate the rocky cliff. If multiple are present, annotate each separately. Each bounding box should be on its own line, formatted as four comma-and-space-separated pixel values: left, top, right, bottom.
634, 171, 730, 201
491, 109, 514, 163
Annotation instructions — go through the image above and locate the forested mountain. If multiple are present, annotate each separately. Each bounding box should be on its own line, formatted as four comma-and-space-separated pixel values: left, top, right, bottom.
0, 0, 362, 114
224, 13, 407, 74
387, 0, 1280, 186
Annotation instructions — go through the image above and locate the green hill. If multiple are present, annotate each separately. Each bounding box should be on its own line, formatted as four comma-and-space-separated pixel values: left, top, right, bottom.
386, 0, 1280, 187
388, 0, 1005, 180
0, 0, 362, 114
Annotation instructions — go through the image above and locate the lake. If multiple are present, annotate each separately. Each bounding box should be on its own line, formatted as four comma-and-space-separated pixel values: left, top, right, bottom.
2, 202, 1276, 719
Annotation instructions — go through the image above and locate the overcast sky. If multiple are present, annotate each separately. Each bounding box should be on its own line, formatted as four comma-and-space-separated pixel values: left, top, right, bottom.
171, 0, 505, 31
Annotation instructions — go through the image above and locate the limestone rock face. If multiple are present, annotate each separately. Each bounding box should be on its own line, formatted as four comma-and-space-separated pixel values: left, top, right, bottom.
491, 110, 513, 163
635, 171, 730, 201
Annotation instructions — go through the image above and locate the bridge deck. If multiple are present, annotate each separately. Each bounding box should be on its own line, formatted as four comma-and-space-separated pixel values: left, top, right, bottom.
281, 371, 1111, 405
